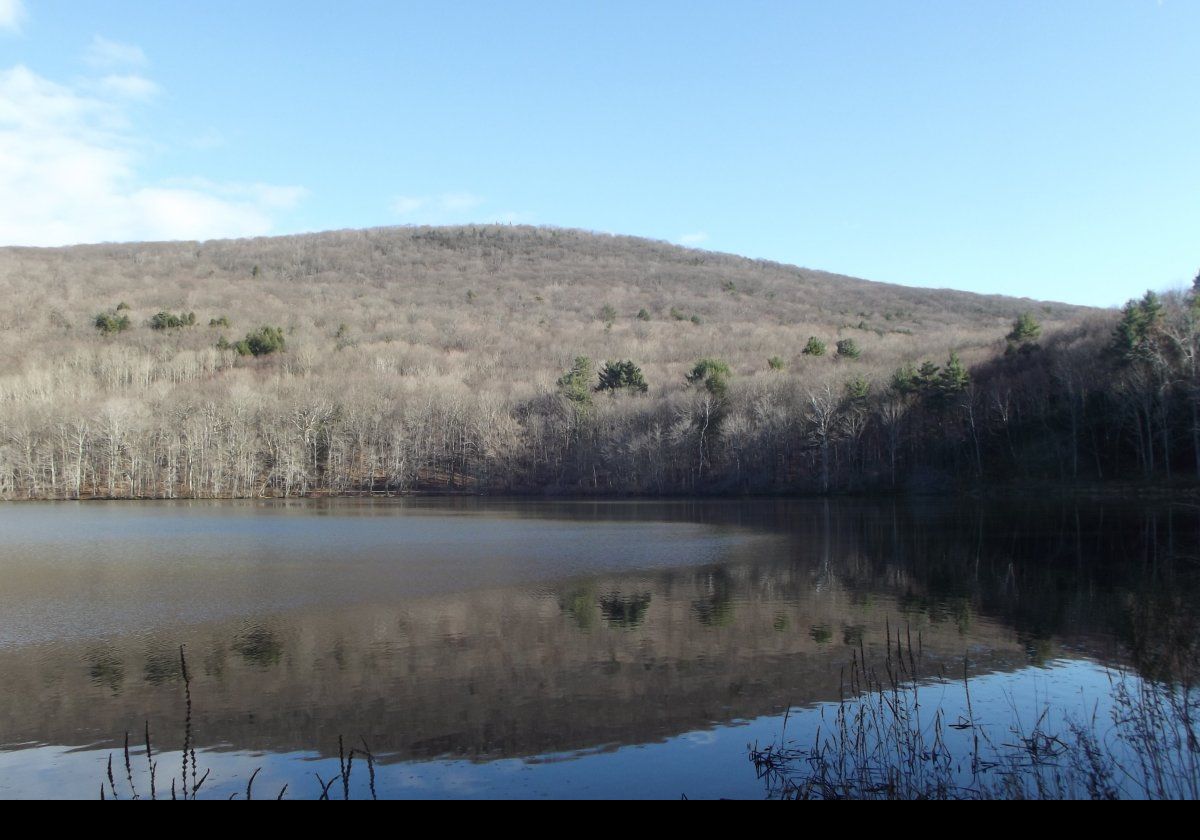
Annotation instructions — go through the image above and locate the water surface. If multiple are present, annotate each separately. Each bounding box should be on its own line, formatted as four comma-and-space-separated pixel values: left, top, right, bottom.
0, 498, 1195, 798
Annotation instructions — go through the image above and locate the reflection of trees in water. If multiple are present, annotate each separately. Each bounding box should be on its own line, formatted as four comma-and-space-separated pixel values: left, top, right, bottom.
809, 625, 833, 644
692, 569, 736, 627
560, 586, 598, 631
143, 647, 182, 686
61, 500, 1200, 743
1119, 591, 1200, 684
599, 592, 653, 629
232, 626, 284, 668
870, 503, 1200, 681
203, 643, 227, 680
87, 648, 125, 696
897, 593, 973, 635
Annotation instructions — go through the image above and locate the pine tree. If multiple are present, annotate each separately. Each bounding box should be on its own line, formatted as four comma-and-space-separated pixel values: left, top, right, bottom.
596, 360, 648, 394
844, 375, 870, 402
686, 358, 732, 400
1112, 290, 1165, 363
234, 326, 286, 357
1006, 313, 1042, 354
937, 352, 970, 395
557, 356, 594, 405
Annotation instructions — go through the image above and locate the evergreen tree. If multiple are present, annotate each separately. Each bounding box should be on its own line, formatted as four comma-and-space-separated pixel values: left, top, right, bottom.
917, 361, 941, 389
557, 356, 594, 405
936, 352, 970, 398
1112, 290, 1165, 363
94, 312, 131, 335
596, 360, 648, 394
1006, 313, 1042, 354
890, 363, 920, 395
844, 374, 870, 402
233, 326, 286, 357
686, 358, 732, 400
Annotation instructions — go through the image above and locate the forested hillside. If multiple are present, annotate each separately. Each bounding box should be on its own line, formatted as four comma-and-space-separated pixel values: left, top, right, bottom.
0, 225, 1189, 499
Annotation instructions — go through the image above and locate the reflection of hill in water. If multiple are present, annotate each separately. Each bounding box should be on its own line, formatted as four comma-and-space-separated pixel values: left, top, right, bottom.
0, 499, 1196, 763
0, 567, 1029, 762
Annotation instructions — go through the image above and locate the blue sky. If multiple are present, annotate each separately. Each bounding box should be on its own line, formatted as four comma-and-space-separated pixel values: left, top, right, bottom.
1, 1, 1196, 306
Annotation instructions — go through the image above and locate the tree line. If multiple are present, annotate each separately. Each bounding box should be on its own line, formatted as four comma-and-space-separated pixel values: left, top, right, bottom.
1, 278, 1197, 499
0, 225, 1161, 500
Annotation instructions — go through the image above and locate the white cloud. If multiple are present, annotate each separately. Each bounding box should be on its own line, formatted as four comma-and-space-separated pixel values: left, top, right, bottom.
94, 74, 160, 100
84, 36, 148, 69
438, 192, 485, 212
390, 196, 427, 216
390, 192, 487, 220
678, 232, 709, 246
163, 177, 308, 210
0, 64, 305, 246
0, 0, 26, 33
189, 127, 226, 150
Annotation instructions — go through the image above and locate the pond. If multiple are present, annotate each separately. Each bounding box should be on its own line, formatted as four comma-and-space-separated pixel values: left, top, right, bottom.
0, 498, 1195, 799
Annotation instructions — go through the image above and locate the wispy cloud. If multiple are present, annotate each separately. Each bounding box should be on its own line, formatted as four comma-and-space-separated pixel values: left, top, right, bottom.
0, 64, 306, 245
93, 74, 160, 100
678, 231, 709, 246
188, 127, 227, 150
84, 35, 148, 69
0, 0, 26, 34
390, 192, 486, 219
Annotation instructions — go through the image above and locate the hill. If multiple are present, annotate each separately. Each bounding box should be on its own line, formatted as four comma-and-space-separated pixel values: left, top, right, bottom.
0, 225, 1137, 499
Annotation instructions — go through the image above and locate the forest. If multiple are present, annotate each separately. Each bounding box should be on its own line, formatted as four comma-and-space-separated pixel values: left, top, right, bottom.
0, 224, 1194, 499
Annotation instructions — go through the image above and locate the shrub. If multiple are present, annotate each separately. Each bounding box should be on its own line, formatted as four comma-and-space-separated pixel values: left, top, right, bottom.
596, 360, 648, 394
767, 356, 786, 371
836, 338, 861, 360
150, 311, 197, 330
636, 308, 651, 322
94, 312, 131, 335
803, 337, 826, 356
209, 316, 231, 328
599, 304, 617, 324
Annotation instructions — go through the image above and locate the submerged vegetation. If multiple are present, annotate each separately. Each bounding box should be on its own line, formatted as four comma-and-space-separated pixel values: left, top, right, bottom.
0, 226, 1195, 499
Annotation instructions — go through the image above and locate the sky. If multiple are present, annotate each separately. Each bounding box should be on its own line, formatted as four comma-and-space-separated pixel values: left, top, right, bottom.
0, 1, 1196, 306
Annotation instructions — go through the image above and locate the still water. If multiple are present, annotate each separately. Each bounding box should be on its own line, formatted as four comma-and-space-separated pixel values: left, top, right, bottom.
0, 498, 1195, 799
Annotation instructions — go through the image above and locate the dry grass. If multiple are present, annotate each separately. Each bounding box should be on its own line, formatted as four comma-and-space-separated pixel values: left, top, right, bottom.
750, 626, 1200, 800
